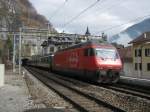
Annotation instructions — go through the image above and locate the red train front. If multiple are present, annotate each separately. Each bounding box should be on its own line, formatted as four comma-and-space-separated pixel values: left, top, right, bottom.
52, 41, 122, 83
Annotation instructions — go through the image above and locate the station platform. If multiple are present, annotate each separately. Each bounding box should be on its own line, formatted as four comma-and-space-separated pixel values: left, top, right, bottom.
119, 76, 150, 88
0, 69, 38, 112
0, 68, 73, 112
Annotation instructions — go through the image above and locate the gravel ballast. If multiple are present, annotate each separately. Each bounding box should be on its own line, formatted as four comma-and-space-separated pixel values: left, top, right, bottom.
23, 68, 77, 112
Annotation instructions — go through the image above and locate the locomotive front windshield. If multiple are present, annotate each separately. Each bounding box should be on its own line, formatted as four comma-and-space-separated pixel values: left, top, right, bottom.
95, 48, 119, 59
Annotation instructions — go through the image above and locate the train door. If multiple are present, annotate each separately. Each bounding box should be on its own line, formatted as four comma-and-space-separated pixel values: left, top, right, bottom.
83, 48, 95, 77
84, 48, 91, 70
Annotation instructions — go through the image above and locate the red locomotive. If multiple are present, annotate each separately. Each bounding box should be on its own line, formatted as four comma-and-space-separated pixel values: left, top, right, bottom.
52, 40, 122, 83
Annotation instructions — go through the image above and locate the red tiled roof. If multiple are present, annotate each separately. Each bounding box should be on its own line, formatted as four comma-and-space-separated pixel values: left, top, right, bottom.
129, 32, 150, 44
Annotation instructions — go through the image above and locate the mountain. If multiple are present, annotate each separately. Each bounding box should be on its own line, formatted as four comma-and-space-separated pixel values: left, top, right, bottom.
0, 0, 56, 32
0, 0, 57, 65
16, 0, 56, 32
110, 18, 150, 46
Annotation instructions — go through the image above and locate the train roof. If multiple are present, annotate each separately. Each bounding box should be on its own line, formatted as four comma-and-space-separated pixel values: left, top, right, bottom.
31, 54, 54, 58
56, 40, 113, 53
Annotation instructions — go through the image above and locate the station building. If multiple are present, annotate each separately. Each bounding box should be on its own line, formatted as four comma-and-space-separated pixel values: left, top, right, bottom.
129, 32, 150, 79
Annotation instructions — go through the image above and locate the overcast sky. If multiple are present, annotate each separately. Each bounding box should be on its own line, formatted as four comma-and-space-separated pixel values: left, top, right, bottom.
30, 0, 150, 36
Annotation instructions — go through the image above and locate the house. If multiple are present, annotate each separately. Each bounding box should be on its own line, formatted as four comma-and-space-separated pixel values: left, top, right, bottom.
22, 36, 45, 58
129, 32, 150, 79
40, 27, 104, 55
41, 35, 75, 55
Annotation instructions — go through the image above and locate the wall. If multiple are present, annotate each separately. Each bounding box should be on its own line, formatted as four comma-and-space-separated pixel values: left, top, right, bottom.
123, 62, 133, 77
141, 44, 150, 79
132, 43, 150, 79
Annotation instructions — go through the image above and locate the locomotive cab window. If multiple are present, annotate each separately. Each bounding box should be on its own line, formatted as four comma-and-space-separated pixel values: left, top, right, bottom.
95, 48, 118, 59
84, 48, 95, 56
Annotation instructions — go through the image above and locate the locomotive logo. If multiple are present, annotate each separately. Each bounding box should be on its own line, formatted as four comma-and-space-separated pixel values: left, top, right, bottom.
69, 52, 79, 67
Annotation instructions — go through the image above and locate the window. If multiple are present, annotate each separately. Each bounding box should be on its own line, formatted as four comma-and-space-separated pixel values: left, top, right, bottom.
95, 48, 118, 59
135, 49, 142, 57
50, 47, 54, 52
135, 63, 142, 70
89, 48, 95, 56
135, 49, 137, 57
138, 49, 141, 57
139, 63, 142, 70
147, 63, 150, 71
135, 63, 138, 70
84, 48, 95, 56
145, 49, 150, 57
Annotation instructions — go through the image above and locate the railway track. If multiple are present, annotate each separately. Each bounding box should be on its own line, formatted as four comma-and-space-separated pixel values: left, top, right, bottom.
49, 69, 150, 100
42, 67, 150, 101
101, 83, 150, 100
29, 66, 150, 100
26, 67, 125, 112
59, 74, 150, 100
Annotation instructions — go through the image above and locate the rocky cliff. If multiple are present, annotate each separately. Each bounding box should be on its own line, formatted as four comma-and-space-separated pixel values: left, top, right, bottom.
16, 0, 56, 32
0, 0, 56, 32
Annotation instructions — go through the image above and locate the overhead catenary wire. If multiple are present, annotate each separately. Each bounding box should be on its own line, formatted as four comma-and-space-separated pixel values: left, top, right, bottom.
49, 0, 68, 20
95, 13, 150, 35
62, 0, 100, 28
94, 0, 123, 15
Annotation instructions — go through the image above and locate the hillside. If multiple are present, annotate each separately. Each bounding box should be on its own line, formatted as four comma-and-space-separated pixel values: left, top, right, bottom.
16, 0, 56, 32
0, 0, 56, 32
0, 0, 57, 65
110, 18, 150, 46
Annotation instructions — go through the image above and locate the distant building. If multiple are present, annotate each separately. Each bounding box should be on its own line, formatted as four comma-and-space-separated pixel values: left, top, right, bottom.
101, 32, 107, 41
85, 26, 92, 40
22, 36, 45, 58
118, 46, 133, 76
41, 32, 103, 55
85, 26, 91, 36
41, 34, 76, 55
129, 32, 150, 79
40, 27, 105, 55
112, 42, 124, 49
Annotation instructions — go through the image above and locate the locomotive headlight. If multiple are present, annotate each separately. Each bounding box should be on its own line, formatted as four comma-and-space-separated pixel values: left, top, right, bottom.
100, 70, 106, 75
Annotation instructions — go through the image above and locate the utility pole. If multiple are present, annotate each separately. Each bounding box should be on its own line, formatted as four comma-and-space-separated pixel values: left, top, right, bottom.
46, 22, 50, 54
47, 22, 50, 39
13, 33, 16, 72
19, 28, 22, 75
